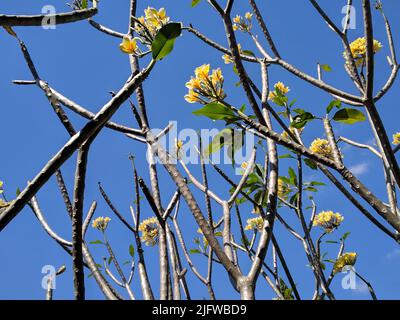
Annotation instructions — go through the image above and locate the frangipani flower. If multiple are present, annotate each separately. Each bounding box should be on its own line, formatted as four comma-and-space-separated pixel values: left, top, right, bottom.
134, 7, 170, 41
245, 217, 264, 231
139, 217, 160, 246
222, 44, 242, 64
333, 252, 357, 274
92, 217, 111, 232
392, 132, 400, 145
268, 82, 290, 101
345, 37, 382, 66
119, 36, 139, 55
185, 64, 226, 104
313, 211, 344, 232
232, 12, 253, 32
310, 139, 333, 159
278, 177, 291, 200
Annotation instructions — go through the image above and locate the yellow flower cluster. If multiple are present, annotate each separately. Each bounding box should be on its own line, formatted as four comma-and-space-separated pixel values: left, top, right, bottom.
92, 216, 111, 232
309, 139, 333, 159
313, 211, 344, 232
185, 64, 226, 104
135, 7, 169, 39
233, 12, 253, 32
222, 44, 242, 64
120, 7, 170, 54
278, 177, 291, 200
333, 252, 357, 274
245, 216, 264, 231
268, 82, 290, 101
392, 132, 400, 145
346, 37, 382, 66
139, 217, 160, 246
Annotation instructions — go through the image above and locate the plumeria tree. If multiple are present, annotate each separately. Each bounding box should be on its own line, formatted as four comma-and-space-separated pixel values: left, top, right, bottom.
0, 0, 399, 300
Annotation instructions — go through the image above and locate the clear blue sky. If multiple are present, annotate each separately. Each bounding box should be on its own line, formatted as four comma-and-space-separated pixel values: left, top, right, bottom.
0, 0, 399, 300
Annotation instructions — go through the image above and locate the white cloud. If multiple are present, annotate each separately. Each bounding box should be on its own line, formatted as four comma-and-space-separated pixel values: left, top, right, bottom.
348, 162, 369, 175
386, 248, 400, 260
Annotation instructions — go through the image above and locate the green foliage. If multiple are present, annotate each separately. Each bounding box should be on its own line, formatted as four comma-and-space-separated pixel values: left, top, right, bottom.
333, 108, 366, 124
326, 100, 342, 114
152, 23, 182, 60
320, 64, 332, 72
203, 128, 244, 164
290, 111, 315, 129
192, 102, 240, 122
89, 240, 103, 245
129, 244, 135, 258
191, 0, 201, 7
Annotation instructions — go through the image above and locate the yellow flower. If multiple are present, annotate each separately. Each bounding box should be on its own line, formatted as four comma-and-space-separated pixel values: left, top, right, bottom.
241, 162, 248, 170
313, 211, 344, 232
245, 217, 264, 231
222, 44, 242, 64
310, 138, 333, 159
346, 37, 382, 66
245, 12, 253, 20
232, 14, 252, 32
333, 252, 357, 274
144, 7, 168, 29
92, 216, 111, 232
139, 217, 160, 246
268, 82, 290, 101
185, 64, 226, 104
184, 90, 201, 104
392, 132, 400, 145
278, 177, 291, 200
233, 15, 241, 24
119, 36, 138, 54
134, 7, 170, 40
186, 77, 202, 91
194, 64, 210, 80
211, 68, 224, 85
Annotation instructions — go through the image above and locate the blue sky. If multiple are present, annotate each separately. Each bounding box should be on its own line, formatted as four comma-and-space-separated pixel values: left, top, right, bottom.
0, 0, 399, 300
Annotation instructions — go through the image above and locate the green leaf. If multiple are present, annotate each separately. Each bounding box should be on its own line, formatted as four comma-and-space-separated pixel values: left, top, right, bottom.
151, 23, 182, 60
290, 112, 315, 129
341, 231, 351, 241
193, 102, 238, 121
279, 154, 295, 159
326, 100, 342, 114
241, 50, 256, 57
304, 158, 318, 170
203, 128, 244, 165
333, 108, 366, 124
129, 244, 135, 258
321, 64, 332, 72
288, 167, 298, 185
82, 0, 88, 9
89, 240, 103, 245
107, 256, 113, 265
191, 0, 201, 7
189, 249, 201, 254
